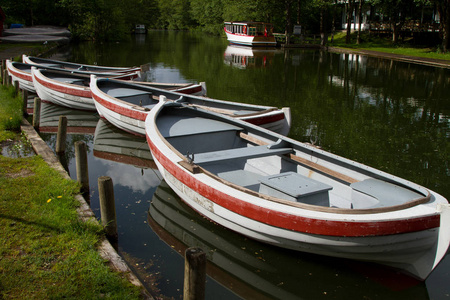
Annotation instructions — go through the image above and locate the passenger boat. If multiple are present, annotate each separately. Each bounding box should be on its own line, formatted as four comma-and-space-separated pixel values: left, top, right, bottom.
144, 100, 450, 280
23, 54, 141, 74
90, 75, 291, 136
224, 22, 277, 47
31, 67, 197, 111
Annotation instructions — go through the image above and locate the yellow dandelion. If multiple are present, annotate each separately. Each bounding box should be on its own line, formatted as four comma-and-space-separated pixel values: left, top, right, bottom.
47, 199, 52, 203
57, 196, 62, 199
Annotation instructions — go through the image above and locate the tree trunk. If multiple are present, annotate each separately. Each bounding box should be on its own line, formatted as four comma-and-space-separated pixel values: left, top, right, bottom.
357, 0, 364, 44
435, 0, 450, 52
346, 0, 354, 43
285, 0, 293, 45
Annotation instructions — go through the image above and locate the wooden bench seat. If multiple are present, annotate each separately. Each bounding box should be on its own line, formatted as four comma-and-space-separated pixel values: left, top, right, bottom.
194, 145, 293, 165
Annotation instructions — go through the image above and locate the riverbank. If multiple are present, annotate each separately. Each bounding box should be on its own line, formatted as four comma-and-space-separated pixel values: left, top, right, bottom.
0, 84, 151, 298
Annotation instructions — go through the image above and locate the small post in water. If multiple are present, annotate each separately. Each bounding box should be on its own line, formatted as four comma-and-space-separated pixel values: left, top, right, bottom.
55, 115, 67, 153
32, 97, 41, 128
75, 141, 90, 201
98, 176, 118, 242
183, 247, 206, 300
22, 90, 29, 116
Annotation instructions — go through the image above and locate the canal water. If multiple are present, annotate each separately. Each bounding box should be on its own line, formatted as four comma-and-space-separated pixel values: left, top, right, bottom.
38, 31, 449, 299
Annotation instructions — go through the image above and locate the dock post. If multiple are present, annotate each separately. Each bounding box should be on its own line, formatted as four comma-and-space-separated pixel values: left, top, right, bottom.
75, 141, 90, 201
22, 90, 29, 116
32, 97, 41, 129
55, 115, 67, 153
183, 247, 206, 300
2, 69, 8, 86
98, 176, 118, 242
14, 81, 20, 96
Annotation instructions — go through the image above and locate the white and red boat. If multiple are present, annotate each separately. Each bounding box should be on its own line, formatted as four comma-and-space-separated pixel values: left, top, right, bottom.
90, 75, 291, 136
23, 54, 141, 74
6, 60, 38, 93
31, 67, 192, 111
7, 60, 140, 95
144, 100, 450, 280
224, 22, 277, 47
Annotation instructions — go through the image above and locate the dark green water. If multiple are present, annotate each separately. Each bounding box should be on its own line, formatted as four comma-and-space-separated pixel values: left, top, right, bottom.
41, 30, 449, 299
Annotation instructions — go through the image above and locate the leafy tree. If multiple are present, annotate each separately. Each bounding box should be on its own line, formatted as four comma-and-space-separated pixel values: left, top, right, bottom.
190, 0, 224, 33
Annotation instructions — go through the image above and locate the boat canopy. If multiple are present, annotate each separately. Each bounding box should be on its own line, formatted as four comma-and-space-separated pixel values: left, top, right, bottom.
224, 22, 274, 37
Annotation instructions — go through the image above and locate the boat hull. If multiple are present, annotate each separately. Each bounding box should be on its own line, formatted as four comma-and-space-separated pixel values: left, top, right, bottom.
91, 76, 291, 136
6, 60, 35, 93
32, 67, 96, 111
225, 31, 277, 47
145, 102, 450, 280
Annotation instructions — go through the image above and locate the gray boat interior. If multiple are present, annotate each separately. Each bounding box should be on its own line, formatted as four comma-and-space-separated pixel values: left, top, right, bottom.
99, 79, 269, 115
158, 106, 427, 210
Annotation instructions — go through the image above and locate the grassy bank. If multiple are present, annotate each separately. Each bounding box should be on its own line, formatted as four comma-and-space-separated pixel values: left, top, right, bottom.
328, 31, 450, 61
0, 85, 143, 298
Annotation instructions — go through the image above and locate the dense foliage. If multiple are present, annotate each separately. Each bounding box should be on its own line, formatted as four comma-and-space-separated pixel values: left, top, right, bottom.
1, 0, 448, 50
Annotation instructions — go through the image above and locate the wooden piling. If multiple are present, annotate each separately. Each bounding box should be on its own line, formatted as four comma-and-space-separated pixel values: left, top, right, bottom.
14, 81, 20, 95
183, 247, 206, 300
75, 141, 90, 197
22, 90, 29, 116
2, 69, 8, 86
32, 97, 41, 128
98, 176, 118, 241
55, 115, 67, 153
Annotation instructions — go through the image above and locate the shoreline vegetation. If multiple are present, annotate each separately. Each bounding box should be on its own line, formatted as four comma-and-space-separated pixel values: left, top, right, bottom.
0, 84, 146, 297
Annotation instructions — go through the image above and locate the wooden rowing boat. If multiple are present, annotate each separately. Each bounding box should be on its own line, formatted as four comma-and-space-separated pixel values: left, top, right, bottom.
7, 60, 139, 94
90, 75, 291, 136
23, 54, 141, 74
31, 67, 199, 111
144, 100, 450, 280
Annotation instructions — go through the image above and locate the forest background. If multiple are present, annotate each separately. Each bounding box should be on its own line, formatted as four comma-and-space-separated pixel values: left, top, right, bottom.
1, 0, 449, 52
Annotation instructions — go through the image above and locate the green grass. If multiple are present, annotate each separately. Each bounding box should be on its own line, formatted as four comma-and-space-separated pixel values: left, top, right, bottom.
0, 83, 143, 299
0, 155, 142, 299
329, 31, 450, 61
0, 85, 23, 135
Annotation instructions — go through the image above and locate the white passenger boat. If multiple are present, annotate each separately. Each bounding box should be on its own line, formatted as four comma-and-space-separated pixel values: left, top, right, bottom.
90, 76, 291, 136
144, 99, 450, 280
224, 22, 277, 47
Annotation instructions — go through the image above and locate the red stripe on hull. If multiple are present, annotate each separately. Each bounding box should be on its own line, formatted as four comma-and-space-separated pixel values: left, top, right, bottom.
147, 135, 440, 237
9, 68, 32, 82
34, 74, 91, 98
92, 93, 147, 121
243, 112, 284, 126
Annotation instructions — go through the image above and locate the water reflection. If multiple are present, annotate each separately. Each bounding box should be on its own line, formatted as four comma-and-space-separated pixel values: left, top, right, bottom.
223, 45, 280, 69
39, 102, 98, 134
149, 180, 429, 300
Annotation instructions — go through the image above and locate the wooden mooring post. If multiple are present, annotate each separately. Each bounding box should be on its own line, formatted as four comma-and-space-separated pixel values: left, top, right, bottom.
14, 81, 20, 96
98, 176, 118, 242
183, 247, 206, 300
22, 90, 29, 116
32, 97, 41, 128
75, 141, 90, 201
55, 115, 67, 153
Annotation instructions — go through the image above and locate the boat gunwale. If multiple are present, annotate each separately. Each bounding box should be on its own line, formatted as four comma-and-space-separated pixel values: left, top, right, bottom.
23, 55, 141, 73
